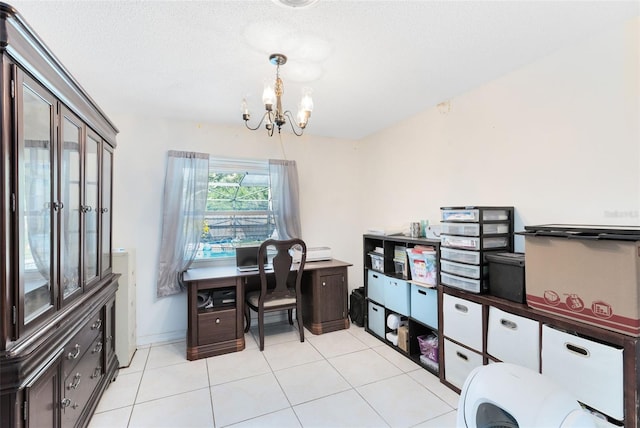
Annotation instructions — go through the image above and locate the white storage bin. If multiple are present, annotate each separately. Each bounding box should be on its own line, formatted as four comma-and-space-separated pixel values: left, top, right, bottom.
441, 235, 509, 250
368, 301, 385, 338
410, 284, 438, 328
487, 307, 539, 372
444, 338, 483, 390
443, 294, 483, 351
440, 260, 483, 279
441, 208, 509, 222
440, 247, 481, 265
367, 270, 385, 305
541, 325, 624, 420
441, 272, 483, 293
384, 277, 410, 316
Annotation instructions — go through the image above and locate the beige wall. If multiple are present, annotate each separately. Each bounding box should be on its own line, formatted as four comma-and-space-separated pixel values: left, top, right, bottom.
112, 17, 639, 346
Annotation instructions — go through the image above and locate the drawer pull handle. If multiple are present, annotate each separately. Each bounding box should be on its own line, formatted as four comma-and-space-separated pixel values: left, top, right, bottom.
93, 342, 103, 354
61, 398, 71, 408
371, 307, 378, 312
500, 319, 517, 330
456, 351, 468, 361
216, 318, 220, 324
67, 344, 80, 360
418, 289, 427, 296
565, 342, 590, 357
454, 303, 468, 313
91, 319, 102, 330
68, 373, 81, 390
372, 274, 379, 279
91, 367, 102, 379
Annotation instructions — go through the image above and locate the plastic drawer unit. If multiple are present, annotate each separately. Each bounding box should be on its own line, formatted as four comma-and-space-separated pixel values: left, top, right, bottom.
384, 277, 410, 316
440, 260, 484, 279
541, 325, 624, 421
444, 338, 483, 390
486, 307, 539, 372
440, 247, 481, 265
367, 301, 385, 338
441, 272, 484, 294
441, 222, 510, 237
410, 284, 438, 328
441, 235, 509, 251
367, 270, 385, 305
443, 294, 483, 351
441, 208, 510, 222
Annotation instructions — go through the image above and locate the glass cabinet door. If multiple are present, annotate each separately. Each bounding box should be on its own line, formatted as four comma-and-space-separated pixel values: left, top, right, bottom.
101, 144, 113, 275
84, 133, 100, 285
60, 110, 82, 300
19, 77, 55, 325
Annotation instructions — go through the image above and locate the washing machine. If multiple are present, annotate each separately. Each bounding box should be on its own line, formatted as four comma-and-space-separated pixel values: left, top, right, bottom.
457, 363, 601, 428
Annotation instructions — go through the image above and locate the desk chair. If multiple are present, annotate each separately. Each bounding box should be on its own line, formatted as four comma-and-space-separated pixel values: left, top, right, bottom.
244, 239, 307, 351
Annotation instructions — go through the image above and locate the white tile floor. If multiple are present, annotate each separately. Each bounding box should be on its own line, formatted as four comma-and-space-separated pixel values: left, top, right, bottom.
89, 322, 460, 428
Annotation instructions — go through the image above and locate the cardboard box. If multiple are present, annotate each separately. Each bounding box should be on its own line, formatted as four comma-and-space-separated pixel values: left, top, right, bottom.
524, 233, 640, 336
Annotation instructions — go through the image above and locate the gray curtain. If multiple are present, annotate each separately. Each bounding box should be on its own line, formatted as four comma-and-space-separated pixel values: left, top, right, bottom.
269, 159, 301, 239
156, 151, 209, 297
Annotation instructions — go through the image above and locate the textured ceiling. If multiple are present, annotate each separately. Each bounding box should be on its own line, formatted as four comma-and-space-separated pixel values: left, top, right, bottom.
5, 0, 639, 140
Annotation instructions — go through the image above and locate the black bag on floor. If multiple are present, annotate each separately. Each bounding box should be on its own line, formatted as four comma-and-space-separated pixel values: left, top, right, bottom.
349, 287, 365, 327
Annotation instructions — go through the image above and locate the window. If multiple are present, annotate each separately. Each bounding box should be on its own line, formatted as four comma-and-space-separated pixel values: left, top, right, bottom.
196, 158, 275, 260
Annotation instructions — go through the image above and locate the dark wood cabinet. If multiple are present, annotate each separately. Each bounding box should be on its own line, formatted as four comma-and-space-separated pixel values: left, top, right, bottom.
1, 4, 119, 427
302, 265, 350, 335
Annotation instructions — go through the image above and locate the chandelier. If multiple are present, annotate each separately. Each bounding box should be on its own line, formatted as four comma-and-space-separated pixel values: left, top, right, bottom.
242, 53, 313, 136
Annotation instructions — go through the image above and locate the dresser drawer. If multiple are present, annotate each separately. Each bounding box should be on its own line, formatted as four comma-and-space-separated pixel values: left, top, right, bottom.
198, 308, 236, 345
443, 294, 482, 351
62, 335, 103, 427
542, 325, 623, 420
487, 307, 539, 372
63, 311, 102, 375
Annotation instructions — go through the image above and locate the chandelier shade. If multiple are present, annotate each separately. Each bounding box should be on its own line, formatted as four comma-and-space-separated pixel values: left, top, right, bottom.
242, 53, 313, 137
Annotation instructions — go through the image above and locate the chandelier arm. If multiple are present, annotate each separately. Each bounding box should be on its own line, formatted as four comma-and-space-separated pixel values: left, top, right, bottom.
244, 111, 269, 131
283, 111, 303, 136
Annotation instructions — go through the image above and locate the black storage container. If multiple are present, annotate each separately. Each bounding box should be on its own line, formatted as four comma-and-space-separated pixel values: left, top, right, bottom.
486, 252, 525, 303
349, 287, 365, 327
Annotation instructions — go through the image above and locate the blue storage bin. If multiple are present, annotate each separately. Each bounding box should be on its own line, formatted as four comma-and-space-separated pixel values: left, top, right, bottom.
367, 270, 385, 305
410, 284, 438, 328
368, 301, 385, 338
384, 277, 410, 316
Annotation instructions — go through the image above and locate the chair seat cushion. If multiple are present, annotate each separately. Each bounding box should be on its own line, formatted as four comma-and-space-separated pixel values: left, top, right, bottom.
246, 291, 297, 308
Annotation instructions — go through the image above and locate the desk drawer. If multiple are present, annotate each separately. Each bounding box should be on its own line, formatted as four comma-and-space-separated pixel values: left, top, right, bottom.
198, 308, 236, 345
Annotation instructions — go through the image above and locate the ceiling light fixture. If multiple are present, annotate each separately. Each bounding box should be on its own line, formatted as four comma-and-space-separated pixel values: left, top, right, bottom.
242, 53, 313, 137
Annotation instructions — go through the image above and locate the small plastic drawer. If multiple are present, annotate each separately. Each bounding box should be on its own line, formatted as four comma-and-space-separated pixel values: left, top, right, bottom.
368, 252, 384, 272
441, 272, 483, 293
441, 223, 481, 236
440, 247, 481, 265
444, 338, 483, 390
440, 260, 483, 279
410, 284, 438, 328
367, 270, 385, 305
542, 325, 623, 420
441, 235, 509, 251
368, 301, 385, 338
487, 307, 539, 372
441, 208, 510, 222
384, 277, 410, 316
443, 294, 483, 351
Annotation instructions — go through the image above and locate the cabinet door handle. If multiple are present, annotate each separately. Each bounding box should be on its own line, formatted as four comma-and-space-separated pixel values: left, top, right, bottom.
322, 282, 326, 286
61, 398, 71, 408
500, 319, 517, 330
67, 344, 80, 360
565, 342, 590, 357
215, 318, 220, 324
454, 303, 468, 313
101, 207, 109, 213
91, 319, 102, 330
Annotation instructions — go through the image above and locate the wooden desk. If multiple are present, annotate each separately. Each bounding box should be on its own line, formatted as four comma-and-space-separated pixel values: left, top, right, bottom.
183, 259, 352, 360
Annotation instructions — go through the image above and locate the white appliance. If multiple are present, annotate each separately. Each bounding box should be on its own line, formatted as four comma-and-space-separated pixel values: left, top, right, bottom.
112, 249, 137, 368
293, 246, 332, 263
457, 363, 601, 428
